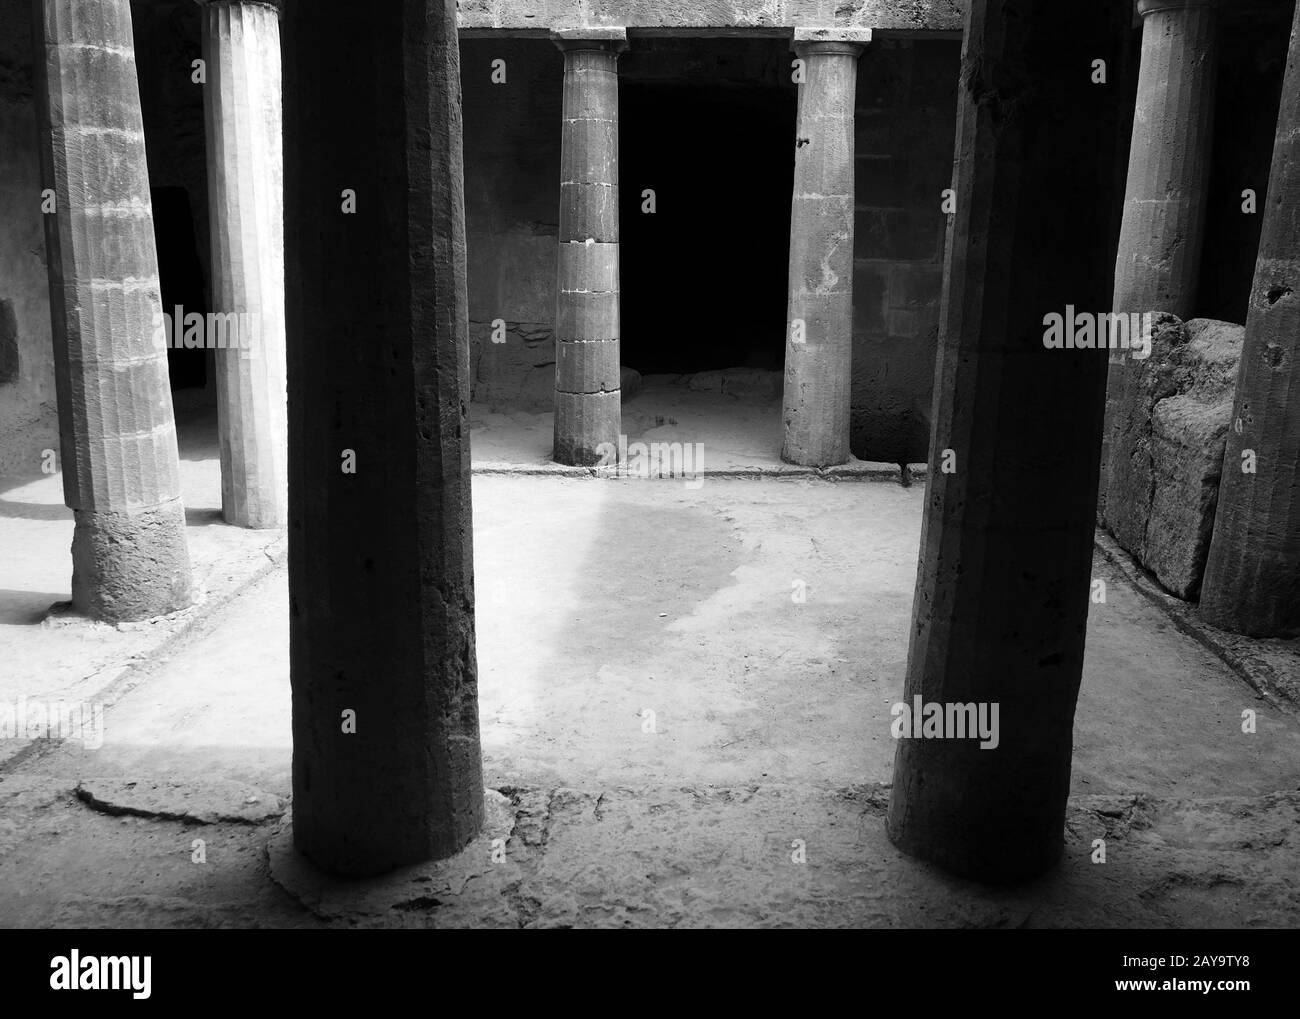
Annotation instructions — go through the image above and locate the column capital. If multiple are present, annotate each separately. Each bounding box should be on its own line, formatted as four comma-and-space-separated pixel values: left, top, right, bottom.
550, 27, 629, 54
792, 27, 872, 57
193, 0, 284, 11
1136, 0, 1217, 17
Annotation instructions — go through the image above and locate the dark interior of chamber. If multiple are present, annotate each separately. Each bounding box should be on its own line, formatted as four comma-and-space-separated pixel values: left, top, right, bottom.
617, 80, 795, 376
152, 186, 208, 392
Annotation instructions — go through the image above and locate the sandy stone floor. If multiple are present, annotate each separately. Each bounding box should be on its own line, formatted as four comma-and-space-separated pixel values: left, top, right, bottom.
1, 391, 1298, 928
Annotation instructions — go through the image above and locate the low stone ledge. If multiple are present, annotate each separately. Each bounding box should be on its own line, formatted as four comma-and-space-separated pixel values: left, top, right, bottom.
1094, 528, 1300, 713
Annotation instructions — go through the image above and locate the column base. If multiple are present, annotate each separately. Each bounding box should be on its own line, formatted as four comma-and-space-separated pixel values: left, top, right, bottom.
70, 500, 196, 621
221, 497, 287, 531
886, 804, 1065, 885
780, 438, 851, 470
553, 390, 620, 466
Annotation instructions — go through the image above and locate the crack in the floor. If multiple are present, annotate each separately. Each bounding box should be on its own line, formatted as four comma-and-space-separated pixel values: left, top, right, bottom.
495, 785, 558, 928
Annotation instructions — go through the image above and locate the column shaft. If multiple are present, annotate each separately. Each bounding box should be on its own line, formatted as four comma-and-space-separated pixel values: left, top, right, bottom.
553, 35, 624, 467
1102, 0, 1218, 517
283, 0, 483, 877
33, 0, 195, 621
1199, 1, 1300, 637
781, 39, 862, 468
201, 0, 287, 528
885, 0, 1130, 883
1112, 0, 1218, 318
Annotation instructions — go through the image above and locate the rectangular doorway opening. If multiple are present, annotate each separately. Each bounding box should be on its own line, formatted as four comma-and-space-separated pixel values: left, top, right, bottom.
618, 41, 796, 380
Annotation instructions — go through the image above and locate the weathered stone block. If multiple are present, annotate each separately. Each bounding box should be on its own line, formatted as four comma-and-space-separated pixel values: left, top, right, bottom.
1103, 315, 1243, 598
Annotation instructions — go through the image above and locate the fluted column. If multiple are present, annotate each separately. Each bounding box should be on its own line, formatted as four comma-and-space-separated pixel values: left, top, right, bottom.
781, 30, 867, 468
885, 0, 1130, 883
552, 29, 627, 466
33, 0, 195, 621
199, 0, 287, 528
1199, 1, 1300, 638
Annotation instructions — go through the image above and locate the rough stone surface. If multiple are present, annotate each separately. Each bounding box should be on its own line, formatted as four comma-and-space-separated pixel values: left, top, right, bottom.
201, 0, 288, 529
32, 0, 195, 622
282, 0, 485, 877
781, 40, 862, 468
267, 790, 515, 921
71, 501, 195, 621
1200, 0, 1300, 638
76, 777, 284, 825
887, 0, 1130, 884
4, 474, 1300, 928
1104, 315, 1243, 600
111, 782, 1300, 928
474, 321, 557, 412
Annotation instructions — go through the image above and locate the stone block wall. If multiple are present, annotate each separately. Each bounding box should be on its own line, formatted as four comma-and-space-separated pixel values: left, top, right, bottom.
849, 38, 958, 464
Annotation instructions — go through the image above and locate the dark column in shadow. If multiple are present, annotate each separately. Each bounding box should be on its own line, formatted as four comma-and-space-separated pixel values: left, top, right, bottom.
282, 0, 484, 877
1199, 0, 1300, 638
886, 0, 1130, 883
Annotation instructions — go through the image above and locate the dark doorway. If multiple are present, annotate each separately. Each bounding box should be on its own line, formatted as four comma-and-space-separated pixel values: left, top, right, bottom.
619, 80, 795, 375
151, 186, 208, 391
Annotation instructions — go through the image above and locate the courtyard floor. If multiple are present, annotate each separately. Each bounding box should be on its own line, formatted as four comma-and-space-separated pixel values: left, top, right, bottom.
1, 387, 1298, 927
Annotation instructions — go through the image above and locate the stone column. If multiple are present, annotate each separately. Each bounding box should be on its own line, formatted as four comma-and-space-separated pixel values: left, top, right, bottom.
198, 0, 287, 529
780, 30, 868, 468
552, 29, 627, 467
1102, 0, 1218, 516
886, 0, 1130, 883
1199, 1, 1300, 638
1112, 0, 1218, 318
282, 0, 484, 877
33, 0, 195, 622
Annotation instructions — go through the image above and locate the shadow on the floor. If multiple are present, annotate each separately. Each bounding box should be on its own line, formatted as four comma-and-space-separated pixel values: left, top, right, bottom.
0, 590, 68, 625
185, 507, 225, 527
0, 498, 71, 521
